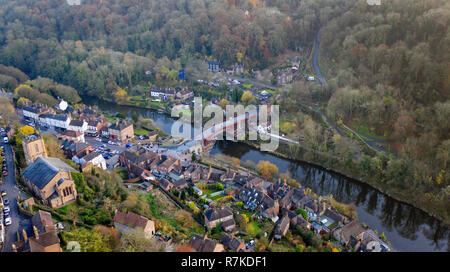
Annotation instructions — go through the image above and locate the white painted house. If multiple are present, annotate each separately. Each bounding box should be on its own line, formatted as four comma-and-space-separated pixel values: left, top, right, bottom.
39, 114, 71, 130
68, 120, 88, 133
73, 152, 106, 170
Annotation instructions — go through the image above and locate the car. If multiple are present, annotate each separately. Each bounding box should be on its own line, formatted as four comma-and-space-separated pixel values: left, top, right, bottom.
1, 190, 6, 196
3, 171, 7, 176
163, 235, 171, 242
0, 127, 4, 132
96, 137, 101, 142
3, 137, 8, 144
4, 216, 11, 226
3, 206, 10, 213
4, 198, 9, 205
102, 139, 109, 143
1, 151, 5, 156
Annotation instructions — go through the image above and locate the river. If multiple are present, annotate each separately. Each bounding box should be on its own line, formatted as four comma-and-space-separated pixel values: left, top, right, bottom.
84, 97, 449, 252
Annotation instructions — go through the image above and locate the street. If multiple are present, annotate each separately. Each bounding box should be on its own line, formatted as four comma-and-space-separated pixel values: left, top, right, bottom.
1, 143, 32, 252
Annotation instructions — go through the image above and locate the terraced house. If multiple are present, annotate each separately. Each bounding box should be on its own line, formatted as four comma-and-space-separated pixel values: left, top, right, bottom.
109, 120, 134, 143
22, 157, 78, 208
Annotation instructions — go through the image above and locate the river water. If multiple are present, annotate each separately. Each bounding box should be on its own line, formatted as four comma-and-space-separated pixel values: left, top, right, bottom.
84, 97, 449, 252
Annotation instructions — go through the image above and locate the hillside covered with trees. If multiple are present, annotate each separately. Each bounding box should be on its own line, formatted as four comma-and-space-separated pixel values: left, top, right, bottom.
0, 0, 448, 221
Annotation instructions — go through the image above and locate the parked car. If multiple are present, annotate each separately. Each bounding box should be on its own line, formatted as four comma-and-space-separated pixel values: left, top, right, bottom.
4, 206, 10, 213
4, 199, 9, 205
96, 137, 101, 142
3, 170, 7, 176
4, 216, 11, 226
1, 190, 6, 196
3, 137, 8, 144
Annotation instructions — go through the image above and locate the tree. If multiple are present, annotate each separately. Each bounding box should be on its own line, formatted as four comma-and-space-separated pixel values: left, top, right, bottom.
256, 161, 278, 180
175, 210, 194, 228
62, 227, 113, 252
18, 125, 34, 136
118, 229, 164, 252
241, 91, 255, 105
17, 97, 30, 106
114, 86, 128, 104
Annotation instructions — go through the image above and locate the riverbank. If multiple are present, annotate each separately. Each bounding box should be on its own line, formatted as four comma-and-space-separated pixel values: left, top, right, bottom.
244, 140, 449, 227
84, 96, 449, 226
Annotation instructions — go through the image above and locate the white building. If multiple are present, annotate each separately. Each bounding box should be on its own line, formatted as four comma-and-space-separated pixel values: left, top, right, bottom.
56, 99, 68, 111
68, 120, 88, 133
73, 152, 106, 170
39, 114, 71, 130
22, 106, 46, 121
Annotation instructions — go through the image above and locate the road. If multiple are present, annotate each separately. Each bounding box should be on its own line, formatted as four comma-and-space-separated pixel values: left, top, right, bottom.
313, 28, 327, 86
1, 143, 32, 252
228, 75, 276, 90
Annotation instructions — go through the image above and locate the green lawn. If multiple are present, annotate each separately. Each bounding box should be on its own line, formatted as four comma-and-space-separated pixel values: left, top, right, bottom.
246, 221, 260, 236
134, 129, 148, 136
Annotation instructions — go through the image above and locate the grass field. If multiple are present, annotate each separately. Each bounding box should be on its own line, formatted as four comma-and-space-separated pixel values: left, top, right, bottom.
246, 221, 260, 236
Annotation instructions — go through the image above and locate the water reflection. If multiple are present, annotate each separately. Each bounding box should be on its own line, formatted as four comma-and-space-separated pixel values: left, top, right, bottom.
84, 97, 449, 252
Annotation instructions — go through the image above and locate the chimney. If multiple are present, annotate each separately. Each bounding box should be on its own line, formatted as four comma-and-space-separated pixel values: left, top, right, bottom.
22, 229, 28, 242
33, 226, 39, 240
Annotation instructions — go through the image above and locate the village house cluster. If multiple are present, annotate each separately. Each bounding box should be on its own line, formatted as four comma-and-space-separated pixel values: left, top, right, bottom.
18, 101, 135, 144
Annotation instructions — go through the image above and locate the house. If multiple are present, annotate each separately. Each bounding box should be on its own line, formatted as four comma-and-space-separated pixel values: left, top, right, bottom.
176, 88, 194, 101
12, 210, 60, 252
39, 114, 71, 130
208, 60, 220, 72
22, 134, 47, 165
12, 224, 61, 252
78, 152, 107, 171
277, 70, 295, 86
113, 210, 155, 238
159, 178, 173, 191
109, 120, 134, 143
100, 126, 109, 138
67, 119, 87, 133
204, 206, 234, 230
150, 87, 176, 99
62, 140, 91, 158
189, 234, 224, 252
333, 220, 366, 248
56, 99, 68, 111
274, 215, 290, 239
32, 210, 57, 234
21, 104, 50, 121
86, 120, 103, 136
221, 234, 245, 252
172, 179, 188, 190
22, 157, 78, 208
128, 163, 155, 182
359, 229, 391, 252
58, 130, 85, 143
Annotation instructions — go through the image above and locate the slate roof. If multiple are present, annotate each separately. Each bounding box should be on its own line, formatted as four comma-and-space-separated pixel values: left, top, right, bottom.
82, 151, 102, 162
110, 120, 131, 131
69, 120, 84, 127
29, 231, 60, 252
32, 210, 56, 234
204, 207, 233, 222
23, 157, 76, 190
113, 211, 152, 230
189, 234, 221, 252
